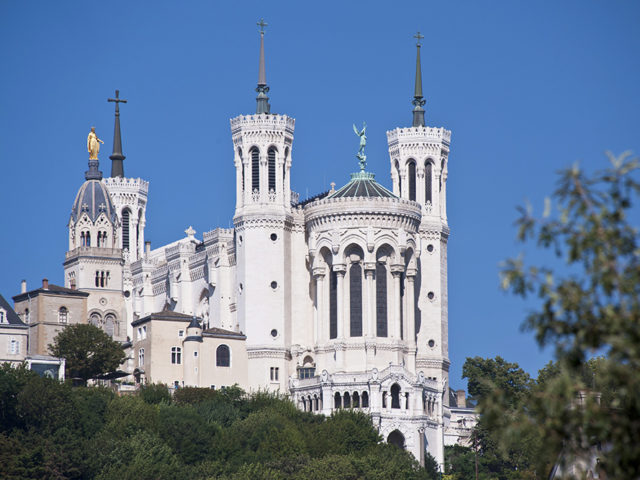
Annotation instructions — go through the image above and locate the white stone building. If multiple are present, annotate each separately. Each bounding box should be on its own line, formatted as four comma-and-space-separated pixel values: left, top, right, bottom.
51, 29, 457, 467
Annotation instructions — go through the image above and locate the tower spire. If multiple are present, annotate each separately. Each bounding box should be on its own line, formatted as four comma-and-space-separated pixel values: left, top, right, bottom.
412, 32, 426, 127
256, 18, 271, 114
108, 89, 127, 178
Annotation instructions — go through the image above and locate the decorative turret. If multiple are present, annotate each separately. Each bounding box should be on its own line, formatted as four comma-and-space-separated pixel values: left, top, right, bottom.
412, 32, 426, 128
108, 90, 127, 178
255, 18, 270, 114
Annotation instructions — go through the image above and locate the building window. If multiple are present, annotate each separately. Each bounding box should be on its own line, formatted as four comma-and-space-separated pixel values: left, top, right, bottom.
24, 308, 30, 323
122, 208, 131, 251
391, 383, 401, 409
298, 367, 315, 379
268, 147, 277, 192
349, 262, 362, 337
137, 326, 147, 340
58, 307, 68, 324
270, 367, 279, 381
216, 344, 230, 367
425, 162, 432, 203
0, 309, 5, 324
178, 330, 184, 337
251, 148, 260, 192
9, 338, 19, 355
138, 348, 145, 366
329, 270, 337, 339
376, 262, 388, 337
90, 312, 102, 326
105, 314, 116, 337
407, 160, 416, 201
171, 346, 182, 364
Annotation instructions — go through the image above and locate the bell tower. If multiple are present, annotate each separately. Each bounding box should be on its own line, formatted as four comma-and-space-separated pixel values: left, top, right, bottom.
232, 20, 295, 391
386, 33, 452, 404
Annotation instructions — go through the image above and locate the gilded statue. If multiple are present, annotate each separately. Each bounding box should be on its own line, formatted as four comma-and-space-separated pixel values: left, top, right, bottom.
87, 127, 104, 160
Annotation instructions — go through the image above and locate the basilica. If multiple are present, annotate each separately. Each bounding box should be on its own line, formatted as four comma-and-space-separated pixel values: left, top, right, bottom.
5, 27, 477, 467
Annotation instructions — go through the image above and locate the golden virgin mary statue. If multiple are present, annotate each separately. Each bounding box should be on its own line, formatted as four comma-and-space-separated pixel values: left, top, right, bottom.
87, 127, 104, 160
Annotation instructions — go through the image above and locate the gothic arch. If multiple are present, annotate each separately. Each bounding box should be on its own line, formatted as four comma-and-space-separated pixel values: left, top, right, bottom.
337, 237, 367, 261
406, 159, 417, 201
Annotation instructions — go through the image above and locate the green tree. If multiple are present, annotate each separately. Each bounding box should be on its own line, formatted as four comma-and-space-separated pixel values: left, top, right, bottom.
500, 152, 640, 478
48, 323, 126, 384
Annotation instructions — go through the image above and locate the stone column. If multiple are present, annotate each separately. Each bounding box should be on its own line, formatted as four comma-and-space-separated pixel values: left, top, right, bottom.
235, 154, 243, 208
391, 265, 404, 340
406, 268, 417, 371
364, 263, 375, 338
313, 268, 325, 345
416, 165, 425, 205
334, 264, 346, 339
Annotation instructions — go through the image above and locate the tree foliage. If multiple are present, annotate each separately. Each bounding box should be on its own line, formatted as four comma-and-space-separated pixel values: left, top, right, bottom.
496, 152, 640, 478
48, 323, 126, 384
0, 375, 436, 479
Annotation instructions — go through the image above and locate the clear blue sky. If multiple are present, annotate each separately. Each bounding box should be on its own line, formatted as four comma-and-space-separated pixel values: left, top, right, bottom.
1, 1, 639, 390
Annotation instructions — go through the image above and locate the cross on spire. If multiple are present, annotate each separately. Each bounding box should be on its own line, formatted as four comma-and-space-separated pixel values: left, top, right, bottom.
108, 89, 127, 177
257, 18, 268, 33
255, 19, 271, 114
414, 31, 424, 47
108, 89, 127, 114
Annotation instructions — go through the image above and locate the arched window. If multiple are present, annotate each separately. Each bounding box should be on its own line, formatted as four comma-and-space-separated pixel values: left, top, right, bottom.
349, 262, 362, 337
425, 162, 432, 203
102, 231, 108, 247
391, 383, 401, 409
58, 307, 68, 324
138, 348, 145, 366
251, 148, 260, 192
387, 430, 405, 449
268, 147, 276, 192
334, 392, 341, 409
97, 231, 102, 247
122, 209, 131, 251
283, 147, 289, 190
440, 159, 445, 191
85, 232, 91, 247
171, 346, 182, 364
395, 160, 401, 196
407, 160, 416, 201
376, 262, 388, 337
362, 391, 369, 408
216, 344, 230, 367
329, 270, 337, 339
353, 392, 360, 408
343, 392, 351, 408
80, 232, 85, 246
100, 271, 105, 288
105, 314, 115, 336
90, 312, 101, 326
95, 271, 100, 287
314, 395, 319, 411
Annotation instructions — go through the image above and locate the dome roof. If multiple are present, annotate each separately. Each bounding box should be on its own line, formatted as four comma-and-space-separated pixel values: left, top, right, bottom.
328, 171, 396, 199
71, 180, 117, 223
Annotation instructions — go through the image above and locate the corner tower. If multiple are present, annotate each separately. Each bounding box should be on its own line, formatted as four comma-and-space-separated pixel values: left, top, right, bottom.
386, 33, 452, 405
102, 91, 149, 342
64, 130, 126, 341
231, 20, 295, 391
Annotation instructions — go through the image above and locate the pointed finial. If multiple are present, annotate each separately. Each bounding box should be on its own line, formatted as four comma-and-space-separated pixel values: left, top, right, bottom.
412, 32, 426, 127
108, 89, 127, 177
256, 19, 271, 114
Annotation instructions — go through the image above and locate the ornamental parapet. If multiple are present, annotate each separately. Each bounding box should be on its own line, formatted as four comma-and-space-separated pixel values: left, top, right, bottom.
103, 177, 149, 194
64, 246, 123, 260
304, 196, 421, 232
386, 126, 451, 146
230, 113, 295, 135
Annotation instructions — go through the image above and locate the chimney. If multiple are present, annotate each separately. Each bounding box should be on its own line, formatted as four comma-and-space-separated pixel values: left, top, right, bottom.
21, 279, 27, 293
456, 389, 466, 408
145, 241, 151, 254
42, 278, 49, 290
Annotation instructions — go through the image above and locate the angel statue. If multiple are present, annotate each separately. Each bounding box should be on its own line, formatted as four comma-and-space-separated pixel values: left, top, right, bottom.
353, 122, 367, 171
